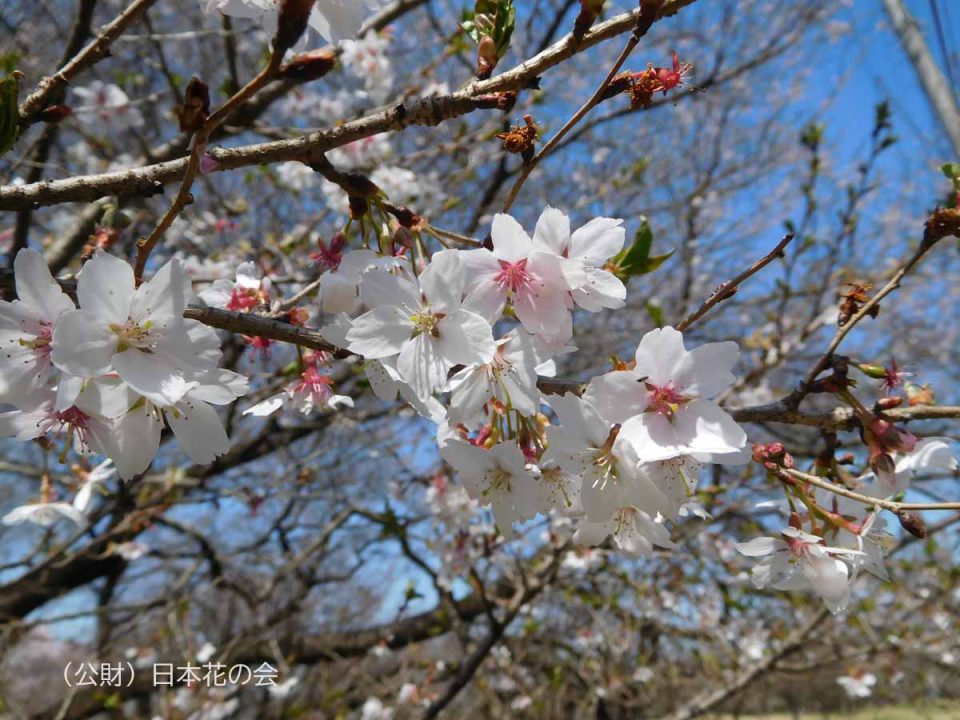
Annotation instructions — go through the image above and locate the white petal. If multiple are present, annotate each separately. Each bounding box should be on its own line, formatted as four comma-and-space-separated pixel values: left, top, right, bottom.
167, 398, 230, 465
243, 394, 285, 417
397, 334, 448, 399
673, 341, 739, 399
679, 401, 747, 456
132, 258, 187, 327
569, 217, 625, 264
13, 248, 75, 320
346, 306, 412, 358
735, 536, 780, 557
51, 309, 118, 377
436, 310, 495, 366
112, 404, 163, 479
76, 252, 135, 325
531, 206, 570, 255
490, 213, 533, 263
419, 249, 465, 315
584, 371, 647, 424
633, 327, 687, 386
113, 349, 190, 405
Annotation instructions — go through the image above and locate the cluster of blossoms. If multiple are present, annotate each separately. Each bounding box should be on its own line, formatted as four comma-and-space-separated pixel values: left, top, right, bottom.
736, 437, 957, 613
8, 188, 954, 618
304, 206, 751, 556
0, 250, 247, 484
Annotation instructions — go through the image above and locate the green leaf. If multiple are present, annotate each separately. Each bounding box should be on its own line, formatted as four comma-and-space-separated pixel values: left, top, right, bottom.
460, 0, 514, 59
612, 218, 674, 279
940, 162, 960, 180
0, 71, 21, 158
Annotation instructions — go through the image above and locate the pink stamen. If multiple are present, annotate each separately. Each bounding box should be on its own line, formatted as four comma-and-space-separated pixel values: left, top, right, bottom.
643, 381, 690, 418
494, 259, 535, 295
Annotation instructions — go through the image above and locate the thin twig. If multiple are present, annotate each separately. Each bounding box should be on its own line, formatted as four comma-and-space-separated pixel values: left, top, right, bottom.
782, 468, 960, 513
799, 234, 944, 392
501, 4, 663, 212
18, 0, 159, 127
675, 234, 793, 332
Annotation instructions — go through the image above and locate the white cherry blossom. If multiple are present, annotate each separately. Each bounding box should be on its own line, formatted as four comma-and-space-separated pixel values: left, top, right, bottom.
197, 261, 270, 311
2, 501, 87, 529
736, 527, 863, 614
532, 206, 627, 311
461, 214, 580, 343
52, 253, 216, 406
586, 326, 747, 463
440, 436, 545, 539
202, 0, 384, 45
346, 250, 495, 400
112, 368, 249, 476
574, 507, 676, 557
543, 393, 672, 524
447, 329, 543, 426
0, 249, 75, 407
71, 81, 144, 131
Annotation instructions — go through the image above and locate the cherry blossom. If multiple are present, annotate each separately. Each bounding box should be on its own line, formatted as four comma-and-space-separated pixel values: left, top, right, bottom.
71, 81, 144, 130
736, 527, 864, 614
543, 393, 672, 525
0, 379, 128, 461
243, 352, 352, 416
346, 250, 496, 399
112, 368, 249, 475
837, 672, 877, 699
51, 252, 218, 406
0, 249, 75, 407
2, 501, 87, 529
531, 206, 627, 311
318, 248, 392, 314
440, 436, 545, 539
447, 329, 544, 426
461, 213, 579, 343
573, 506, 676, 557
198, 261, 270, 311
586, 326, 747, 462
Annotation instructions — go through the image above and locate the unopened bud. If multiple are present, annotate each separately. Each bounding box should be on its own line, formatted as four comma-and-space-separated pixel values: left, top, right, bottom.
38, 104, 72, 123
176, 77, 210, 132
273, 0, 318, 56
876, 396, 903, 410
897, 510, 927, 539
857, 363, 887, 379
280, 49, 337, 82
574, 0, 605, 39
476, 36, 498, 79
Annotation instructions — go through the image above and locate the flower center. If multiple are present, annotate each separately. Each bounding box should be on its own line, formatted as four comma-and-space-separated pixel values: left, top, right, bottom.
18, 322, 53, 356
644, 381, 690, 419
410, 311, 445, 337
494, 259, 535, 295
110, 319, 156, 352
